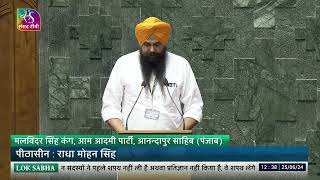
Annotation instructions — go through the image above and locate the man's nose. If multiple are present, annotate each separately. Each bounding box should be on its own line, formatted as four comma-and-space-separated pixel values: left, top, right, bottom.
150, 45, 155, 52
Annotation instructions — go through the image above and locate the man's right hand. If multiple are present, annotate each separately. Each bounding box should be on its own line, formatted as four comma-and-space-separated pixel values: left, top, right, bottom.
106, 118, 125, 134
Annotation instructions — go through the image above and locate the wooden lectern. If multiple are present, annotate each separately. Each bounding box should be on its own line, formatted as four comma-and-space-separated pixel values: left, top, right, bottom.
117, 129, 192, 180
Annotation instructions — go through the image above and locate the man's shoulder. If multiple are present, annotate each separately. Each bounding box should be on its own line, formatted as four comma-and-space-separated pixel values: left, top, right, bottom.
167, 51, 189, 66
116, 50, 139, 65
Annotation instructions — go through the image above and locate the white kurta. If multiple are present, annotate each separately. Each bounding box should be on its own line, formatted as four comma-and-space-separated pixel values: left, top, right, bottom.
101, 50, 203, 130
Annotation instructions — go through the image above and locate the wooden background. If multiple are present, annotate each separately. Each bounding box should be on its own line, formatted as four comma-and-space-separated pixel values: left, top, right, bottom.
0, 0, 38, 179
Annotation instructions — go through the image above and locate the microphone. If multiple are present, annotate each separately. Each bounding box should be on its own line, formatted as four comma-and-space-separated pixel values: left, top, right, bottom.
125, 81, 146, 130
163, 78, 185, 130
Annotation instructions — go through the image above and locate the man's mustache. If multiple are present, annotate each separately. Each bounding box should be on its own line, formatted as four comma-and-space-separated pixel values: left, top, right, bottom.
148, 52, 160, 56
142, 52, 162, 58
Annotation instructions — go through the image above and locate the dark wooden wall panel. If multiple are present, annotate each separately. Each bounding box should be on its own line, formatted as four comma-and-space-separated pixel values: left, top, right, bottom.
0, 0, 14, 179
14, 0, 38, 134
0, 0, 38, 179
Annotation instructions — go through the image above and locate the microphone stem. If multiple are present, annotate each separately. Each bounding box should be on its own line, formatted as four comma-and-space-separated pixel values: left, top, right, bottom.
125, 86, 144, 130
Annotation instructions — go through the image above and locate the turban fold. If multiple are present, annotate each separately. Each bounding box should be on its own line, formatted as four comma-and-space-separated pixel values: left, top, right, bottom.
135, 17, 172, 46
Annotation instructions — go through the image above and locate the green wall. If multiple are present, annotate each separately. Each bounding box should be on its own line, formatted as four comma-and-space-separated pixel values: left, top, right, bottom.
39, 0, 320, 176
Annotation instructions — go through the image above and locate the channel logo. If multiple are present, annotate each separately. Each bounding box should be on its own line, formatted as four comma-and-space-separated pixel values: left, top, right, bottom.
17, 9, 41, 31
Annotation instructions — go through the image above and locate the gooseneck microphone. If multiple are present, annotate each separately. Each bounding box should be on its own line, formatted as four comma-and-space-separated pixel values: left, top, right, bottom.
163, 78, 185, 130
125, 81, 147, 130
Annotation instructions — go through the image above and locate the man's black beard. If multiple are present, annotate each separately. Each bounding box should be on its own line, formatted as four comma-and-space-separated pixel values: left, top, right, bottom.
139, 47, 167, 94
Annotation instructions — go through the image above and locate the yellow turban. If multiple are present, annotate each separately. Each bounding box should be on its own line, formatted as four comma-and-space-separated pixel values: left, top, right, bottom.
135, 17, 172, 46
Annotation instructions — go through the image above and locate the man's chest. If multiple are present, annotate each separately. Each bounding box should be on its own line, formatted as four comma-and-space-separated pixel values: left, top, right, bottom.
121, 68, 183, 106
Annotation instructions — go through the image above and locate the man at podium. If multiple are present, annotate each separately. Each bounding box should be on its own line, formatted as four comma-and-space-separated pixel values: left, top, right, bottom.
101, 17, 203, 133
